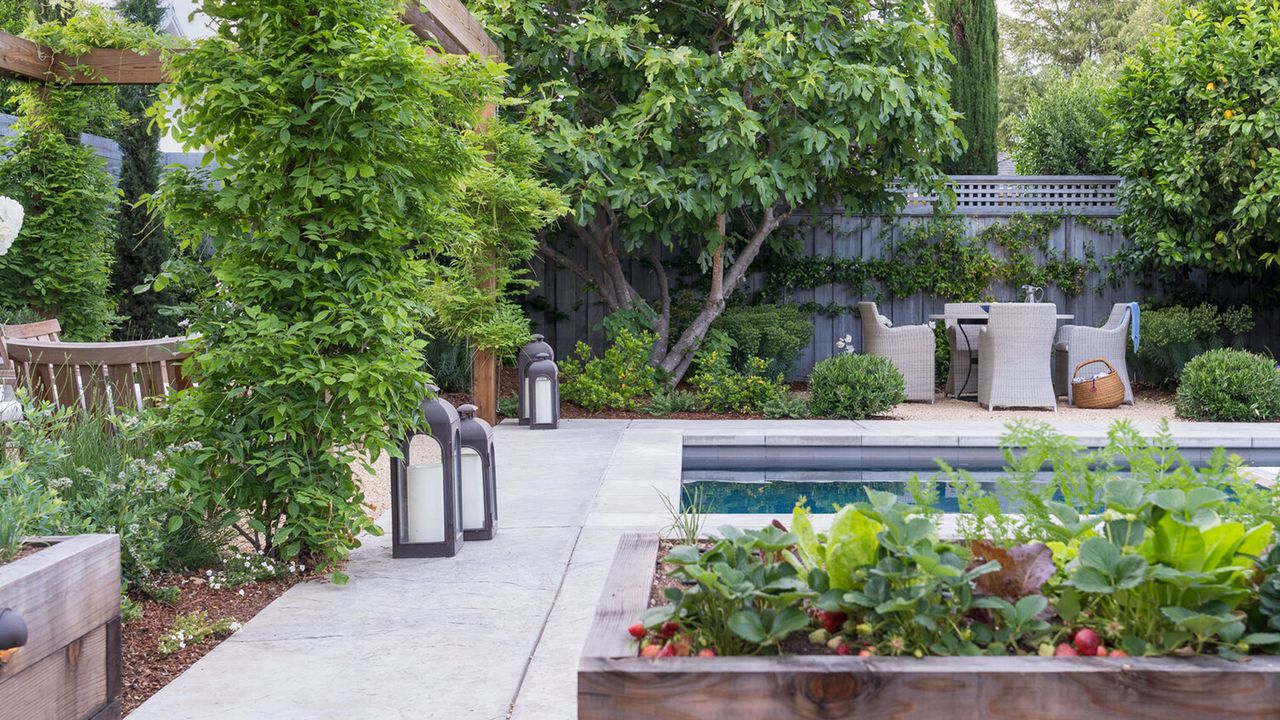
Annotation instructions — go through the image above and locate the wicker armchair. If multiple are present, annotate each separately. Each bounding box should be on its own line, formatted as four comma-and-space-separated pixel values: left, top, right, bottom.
858, 301, 935, 403
976, 303, 1057, 411
1053, 303, 1134, 404
943, 302, 987, 398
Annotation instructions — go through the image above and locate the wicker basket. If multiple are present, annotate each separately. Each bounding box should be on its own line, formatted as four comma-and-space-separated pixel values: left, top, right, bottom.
1071, 358, 1125, 409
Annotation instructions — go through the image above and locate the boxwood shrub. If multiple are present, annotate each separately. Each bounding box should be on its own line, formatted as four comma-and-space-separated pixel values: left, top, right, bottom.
809, 354, 905, 419
1175, 348, 1280, 421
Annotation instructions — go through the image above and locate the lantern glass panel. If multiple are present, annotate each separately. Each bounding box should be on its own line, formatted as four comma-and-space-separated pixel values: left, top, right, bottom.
534, 376, 553, 424
460, 446, 485, 531
403, 434, 446, 544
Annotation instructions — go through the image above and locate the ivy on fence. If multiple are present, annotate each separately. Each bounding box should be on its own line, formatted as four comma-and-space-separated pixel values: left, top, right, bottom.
754, 213, 1100, 317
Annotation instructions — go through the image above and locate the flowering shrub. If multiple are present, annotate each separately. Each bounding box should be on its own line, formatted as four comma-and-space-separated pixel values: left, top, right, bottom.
207, 552, 301, 590
0, 196, 24, 257
560, 329, 661, 410
158, 611, 241, 656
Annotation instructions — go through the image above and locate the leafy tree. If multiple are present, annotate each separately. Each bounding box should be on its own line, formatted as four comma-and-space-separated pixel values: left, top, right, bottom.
477, 0, 961, 382
155, 0, 515, 569
112, 0, 176, 340
1010, 64, 1114, 174
935, 0, 999, 174
1107, 0, 1280, 279
1003, 0, 1140, 71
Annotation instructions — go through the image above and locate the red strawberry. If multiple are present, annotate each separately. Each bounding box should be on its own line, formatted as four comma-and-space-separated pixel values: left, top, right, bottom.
698, 648, 717, 657
835, 643, 851, 656
819, 611, 848, 634
628, 623, 645, 639
640, 644, 661, 658
1054, 643, 1078, 657
660, 621, 679, 639
1108, 649, 1129, 658
657, 643, 677, 657
1073, 628, 1100, 657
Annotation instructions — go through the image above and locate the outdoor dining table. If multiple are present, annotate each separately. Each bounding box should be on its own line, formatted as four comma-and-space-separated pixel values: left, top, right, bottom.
928, 311, 1074, 400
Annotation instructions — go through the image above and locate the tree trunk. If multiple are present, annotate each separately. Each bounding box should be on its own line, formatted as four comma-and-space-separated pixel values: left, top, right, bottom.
540, 203, 791, 384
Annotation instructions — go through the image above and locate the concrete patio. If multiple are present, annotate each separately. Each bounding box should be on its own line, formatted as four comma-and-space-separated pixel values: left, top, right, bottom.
128, 418, 1280, 719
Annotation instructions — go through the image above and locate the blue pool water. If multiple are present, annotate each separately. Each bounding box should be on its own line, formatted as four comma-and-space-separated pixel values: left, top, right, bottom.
681, 470, 1006, 514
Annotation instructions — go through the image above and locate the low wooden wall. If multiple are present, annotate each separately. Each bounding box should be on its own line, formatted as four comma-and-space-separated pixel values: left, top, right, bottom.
578, 533, 1280, 720
0, 534, 121, 720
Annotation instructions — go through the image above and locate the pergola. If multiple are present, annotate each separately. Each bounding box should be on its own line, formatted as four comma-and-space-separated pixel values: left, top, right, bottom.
0, 0, 504, 423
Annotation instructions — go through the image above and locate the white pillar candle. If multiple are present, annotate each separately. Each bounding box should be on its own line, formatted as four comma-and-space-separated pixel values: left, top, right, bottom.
405, 462, 445, 543
521, 376, 531, 420
534, 376, 553, 424
460, 447, 485, 530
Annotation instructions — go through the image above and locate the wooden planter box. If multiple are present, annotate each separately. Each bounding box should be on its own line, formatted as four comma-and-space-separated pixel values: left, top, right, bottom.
579, 533, 1280, 720
0, 535, 121, 720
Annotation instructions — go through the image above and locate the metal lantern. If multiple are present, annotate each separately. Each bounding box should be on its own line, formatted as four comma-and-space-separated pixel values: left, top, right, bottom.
526, 352, 560, 430
457, 403, 497, 541
517, 333, 554, 426
389, 387, 464, 558
0, 608, 26, 664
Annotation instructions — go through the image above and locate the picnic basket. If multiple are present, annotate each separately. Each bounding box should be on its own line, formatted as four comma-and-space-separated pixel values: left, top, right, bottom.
1070, 358, 1125, 409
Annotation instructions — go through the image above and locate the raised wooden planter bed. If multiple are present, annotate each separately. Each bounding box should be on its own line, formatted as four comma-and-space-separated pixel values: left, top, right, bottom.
579, 533, 1280, 720
0, 534, 121, 720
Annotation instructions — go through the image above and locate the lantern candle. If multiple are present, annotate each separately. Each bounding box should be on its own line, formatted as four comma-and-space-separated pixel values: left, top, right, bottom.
404, 462, 446, 543
460, 447, 485, 531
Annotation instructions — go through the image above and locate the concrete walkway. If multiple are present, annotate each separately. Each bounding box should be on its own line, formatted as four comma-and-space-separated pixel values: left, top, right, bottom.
130, 418, 1279, 719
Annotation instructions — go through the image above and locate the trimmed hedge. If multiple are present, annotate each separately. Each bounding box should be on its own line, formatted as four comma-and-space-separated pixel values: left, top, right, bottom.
1175, 349, 1280, 421
809, 354, 905, 419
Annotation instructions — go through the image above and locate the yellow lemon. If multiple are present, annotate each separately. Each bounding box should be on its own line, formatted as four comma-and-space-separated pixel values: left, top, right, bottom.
1224, 109, 1234, 119
1206, 82, 1215, 91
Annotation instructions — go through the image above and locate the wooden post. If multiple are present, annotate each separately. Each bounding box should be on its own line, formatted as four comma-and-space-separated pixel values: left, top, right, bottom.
472, 102, 499, 425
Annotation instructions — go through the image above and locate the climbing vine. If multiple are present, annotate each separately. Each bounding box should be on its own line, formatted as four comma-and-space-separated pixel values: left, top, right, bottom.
756, 213, 1099, 317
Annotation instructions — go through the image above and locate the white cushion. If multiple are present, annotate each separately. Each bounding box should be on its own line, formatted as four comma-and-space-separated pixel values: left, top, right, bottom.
878, 314, 893, 328
0, 400, 21, 422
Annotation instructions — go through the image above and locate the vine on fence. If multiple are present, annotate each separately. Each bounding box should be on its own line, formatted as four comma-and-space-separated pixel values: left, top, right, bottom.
755, 213, 1100, 317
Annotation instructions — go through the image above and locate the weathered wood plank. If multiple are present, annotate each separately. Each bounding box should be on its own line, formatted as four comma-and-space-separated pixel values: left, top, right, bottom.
0, 535, 120, 681
579, 533, 659, 662
0, 624, 108, 720
403, 0, 504, 60
0, 32, 169, 85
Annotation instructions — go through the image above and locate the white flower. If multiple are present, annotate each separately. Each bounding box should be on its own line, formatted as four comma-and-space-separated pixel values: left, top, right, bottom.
238, 589, 245, 596
0, 195, 24, 256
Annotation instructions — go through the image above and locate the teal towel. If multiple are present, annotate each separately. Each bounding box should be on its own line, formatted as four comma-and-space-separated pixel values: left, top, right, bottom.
1128, 302, 1141, 352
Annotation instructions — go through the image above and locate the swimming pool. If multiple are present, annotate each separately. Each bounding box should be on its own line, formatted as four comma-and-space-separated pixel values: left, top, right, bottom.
681, 469, 1006, 514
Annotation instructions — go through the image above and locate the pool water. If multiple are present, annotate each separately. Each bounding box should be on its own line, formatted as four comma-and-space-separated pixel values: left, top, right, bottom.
682, 470, 1043, 514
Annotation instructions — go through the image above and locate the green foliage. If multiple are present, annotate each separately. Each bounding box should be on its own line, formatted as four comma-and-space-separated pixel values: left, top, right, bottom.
0, 408, 63, 562
689, 352, 786, 414
5, 396, 223, 583
421, 118, 566, 356
1010, 65, 1116, 175
1176, 348, 1280, 421
761, 392, 812, 419
154, 0, 509, 568
1108, 0, 1280, 277
711, 304, 813, 375
0, 5, 170, 338
1003, 0, 1149, 71
642, 388, 704, 416
560, 329, 660, 410
111, 0, 179, 340
757, 214, 1096, 316
935, 0, 999, 173
641, 421, 1280, 658
1134, 303, 1254, 385
809, 354, 906, 419
157, 611, 241, 656
422, 336, 473, 394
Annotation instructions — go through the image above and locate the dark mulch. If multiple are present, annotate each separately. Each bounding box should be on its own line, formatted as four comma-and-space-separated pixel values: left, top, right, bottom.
1, 541, 49, 567
121, 572, 299, 715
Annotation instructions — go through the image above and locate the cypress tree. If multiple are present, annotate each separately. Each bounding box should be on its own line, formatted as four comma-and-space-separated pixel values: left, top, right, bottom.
936, 0, 999, 174
112, 0, 176, 339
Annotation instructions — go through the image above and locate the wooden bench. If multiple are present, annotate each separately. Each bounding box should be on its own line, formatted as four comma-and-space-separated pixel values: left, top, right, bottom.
3, 336, 192, 413
0, 319, 61, 395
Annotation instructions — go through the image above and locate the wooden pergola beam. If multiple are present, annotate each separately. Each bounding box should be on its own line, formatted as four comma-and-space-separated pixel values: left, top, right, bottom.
0, 31, 169, 84
403, 0, 503, 60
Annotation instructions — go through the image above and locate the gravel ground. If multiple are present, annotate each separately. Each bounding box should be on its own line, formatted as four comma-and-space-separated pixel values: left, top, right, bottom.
883, 387, 1178, 422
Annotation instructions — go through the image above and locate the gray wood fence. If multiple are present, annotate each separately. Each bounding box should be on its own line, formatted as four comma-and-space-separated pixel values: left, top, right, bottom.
525, 176, 1274, 377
